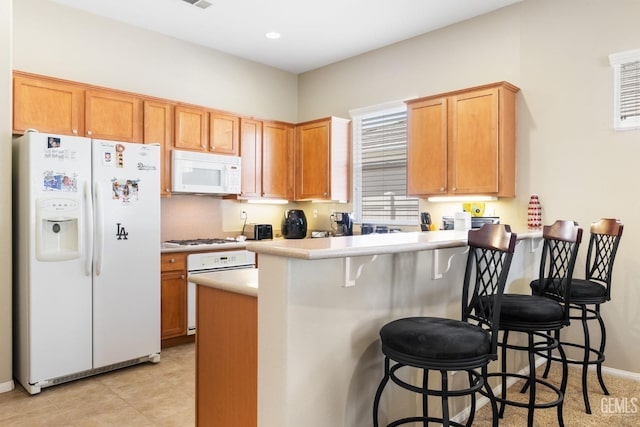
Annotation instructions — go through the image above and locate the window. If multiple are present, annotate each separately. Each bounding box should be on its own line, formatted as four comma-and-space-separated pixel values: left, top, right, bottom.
609, 49, 640, 130
351, 102, 419, 225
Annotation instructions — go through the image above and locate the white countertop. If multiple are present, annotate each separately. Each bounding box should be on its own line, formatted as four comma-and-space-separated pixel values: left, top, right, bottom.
188, 268, 258, 297
246, 229, 542, 260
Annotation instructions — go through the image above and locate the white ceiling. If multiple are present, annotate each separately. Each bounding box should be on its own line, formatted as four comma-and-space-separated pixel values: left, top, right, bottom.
49, 0, 521, 74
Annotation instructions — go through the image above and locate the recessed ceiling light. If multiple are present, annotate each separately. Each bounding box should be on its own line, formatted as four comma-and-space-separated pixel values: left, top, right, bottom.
265, 31, 281, 40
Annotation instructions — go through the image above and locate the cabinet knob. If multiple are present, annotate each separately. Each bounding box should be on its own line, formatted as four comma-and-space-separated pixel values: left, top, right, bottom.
87, 130, 93, 136
169, 258, 176, 263
440, 187, 445, 192
452, 187, 457, 192
165, 188, 171, 192
72, 129, 78, 135
211, 146, 216, 150
201, 144, 205, 148
181, 275, 185, 280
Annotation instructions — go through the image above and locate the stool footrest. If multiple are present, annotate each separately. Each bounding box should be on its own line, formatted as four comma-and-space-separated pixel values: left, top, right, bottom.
486, 372, 564, 410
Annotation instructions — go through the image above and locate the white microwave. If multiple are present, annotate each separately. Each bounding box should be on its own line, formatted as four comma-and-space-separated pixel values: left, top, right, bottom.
171, 150, 241, 195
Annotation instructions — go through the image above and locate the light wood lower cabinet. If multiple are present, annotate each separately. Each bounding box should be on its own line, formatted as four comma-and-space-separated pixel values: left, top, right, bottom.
196, 285, 257, 427
160, 253, 187, 341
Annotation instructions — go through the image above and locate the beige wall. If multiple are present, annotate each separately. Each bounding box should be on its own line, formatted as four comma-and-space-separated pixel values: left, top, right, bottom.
298, 0, 640, 374
12, 0, 298, 123
0, 0, 12, 391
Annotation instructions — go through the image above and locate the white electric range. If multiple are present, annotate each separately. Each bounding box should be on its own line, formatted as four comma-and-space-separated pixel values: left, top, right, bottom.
163, 238, 256, 335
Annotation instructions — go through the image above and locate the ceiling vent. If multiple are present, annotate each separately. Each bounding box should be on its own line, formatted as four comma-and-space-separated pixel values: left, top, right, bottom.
181, 0, 213, 10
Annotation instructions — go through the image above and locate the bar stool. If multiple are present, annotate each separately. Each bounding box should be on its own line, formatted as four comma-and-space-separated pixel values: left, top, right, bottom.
532, 218, 623, 414
372, 224, 517, 427
490, 220, 582, 427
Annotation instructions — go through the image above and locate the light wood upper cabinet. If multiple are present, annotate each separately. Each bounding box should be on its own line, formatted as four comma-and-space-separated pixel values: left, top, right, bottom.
85, 89, 142, 142
144, 100, 174, 198
13, 73, 84, 136
239, 118, 263, 198
174, 105, 208, 151
13, 72, 144, 143
406, 97, 448, 196
407, 82, 519, 198
262, 121, 294, 200
174, 106, 241, 155
295, 117, 350, 201
238, 119, 294, 200
209, 112, 240, 155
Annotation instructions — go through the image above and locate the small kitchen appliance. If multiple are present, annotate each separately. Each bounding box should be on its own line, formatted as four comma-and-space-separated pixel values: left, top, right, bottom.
186, 250, 256, 335
331, 212, 353, 236
282, 209, 307, 239
171, 149, 241, 195
244, 223, 273, 240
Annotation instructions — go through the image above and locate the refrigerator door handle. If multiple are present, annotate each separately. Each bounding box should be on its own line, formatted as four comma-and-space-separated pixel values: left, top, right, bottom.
94, 181, 104, 276
84, 180, 94, 276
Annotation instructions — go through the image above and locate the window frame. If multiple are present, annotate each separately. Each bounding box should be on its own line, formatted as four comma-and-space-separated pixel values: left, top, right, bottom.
350, 100, 419, 226
609, 48, 640, 131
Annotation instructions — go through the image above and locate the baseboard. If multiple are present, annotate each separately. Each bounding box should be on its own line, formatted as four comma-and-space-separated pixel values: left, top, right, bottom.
0, 379, 15, 393
599, 365, 640, 381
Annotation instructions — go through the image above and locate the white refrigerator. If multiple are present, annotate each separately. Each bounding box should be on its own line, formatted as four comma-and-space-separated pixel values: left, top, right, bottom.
13, 132, 161, 394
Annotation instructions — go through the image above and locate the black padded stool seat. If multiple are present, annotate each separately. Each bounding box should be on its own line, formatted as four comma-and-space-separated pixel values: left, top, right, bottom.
531, 218, 623, 414
531, 278, 606, 300
380, 317, 491, 365
488, 220, 582, 427
373, 224, 517, 427
499, 294, 565, 326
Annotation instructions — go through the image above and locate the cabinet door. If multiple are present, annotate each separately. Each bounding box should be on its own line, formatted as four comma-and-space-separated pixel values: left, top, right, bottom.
144, 100, 173, 197
174, 105, 208, 151
448, 88, 499, 194
209, 112, 240, 155
13, 74, 84, 136
407, 97, 448, 196
85, 89, 142, 142
295, 120, 330, 200
262, 121, 294, 200
240, 118, 263, 198
161, 270, 187, 340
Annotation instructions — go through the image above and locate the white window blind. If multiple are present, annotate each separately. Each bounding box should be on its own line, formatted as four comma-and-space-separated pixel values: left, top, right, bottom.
351, 103, 418, 224
610, 49, 640, 130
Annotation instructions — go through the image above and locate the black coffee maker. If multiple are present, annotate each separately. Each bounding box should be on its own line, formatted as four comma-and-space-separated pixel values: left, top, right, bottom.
282, 209, 307, 239
332, 212, 353, 236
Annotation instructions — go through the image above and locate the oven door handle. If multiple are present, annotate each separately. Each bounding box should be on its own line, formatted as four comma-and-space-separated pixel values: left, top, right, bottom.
188, 264, 255, 275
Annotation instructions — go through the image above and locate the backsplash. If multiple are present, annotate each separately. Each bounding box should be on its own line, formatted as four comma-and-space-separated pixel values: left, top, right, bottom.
161, 195, 352, 240
161, 195, 523, 241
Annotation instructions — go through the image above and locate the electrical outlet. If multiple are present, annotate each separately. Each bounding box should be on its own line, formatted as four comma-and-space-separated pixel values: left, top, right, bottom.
240, 210, 247, 220
313, 209, 318, 218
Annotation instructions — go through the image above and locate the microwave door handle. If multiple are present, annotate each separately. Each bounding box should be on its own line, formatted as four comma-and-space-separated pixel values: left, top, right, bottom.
224, 165, 230, 190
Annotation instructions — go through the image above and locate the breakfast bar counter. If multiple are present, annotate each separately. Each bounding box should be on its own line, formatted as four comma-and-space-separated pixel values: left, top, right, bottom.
244, 229, 542, 427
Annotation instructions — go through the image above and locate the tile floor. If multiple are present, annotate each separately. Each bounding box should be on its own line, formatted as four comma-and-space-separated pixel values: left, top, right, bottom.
2, 342, 639, 426
0, 344, 195, 426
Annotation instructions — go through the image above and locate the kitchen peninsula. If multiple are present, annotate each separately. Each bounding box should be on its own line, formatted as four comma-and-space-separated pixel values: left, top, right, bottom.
243, 229, 542, 427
